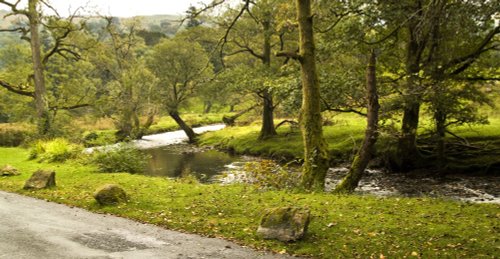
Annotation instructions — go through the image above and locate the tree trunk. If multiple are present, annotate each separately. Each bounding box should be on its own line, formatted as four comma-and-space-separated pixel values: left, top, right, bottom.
296, 0, 330, 191
258, 18, 277, 140
434, 107, 447, 171
28, 0, 51, 136
334, 51, 379, 193
259, 89, 277, 140
222, 105, 256, 126
397, 101, 420, 170
203, 101, 212, 114
396, 8, 425, 171
169, 110, 197, 143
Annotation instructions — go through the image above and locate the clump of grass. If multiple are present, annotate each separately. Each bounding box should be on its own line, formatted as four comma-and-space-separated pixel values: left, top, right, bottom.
90, 145, 150, 173
82, 130, 117, 147
0, 123, 35, 147
243, 160, 301, 190
29, 138, 82, 162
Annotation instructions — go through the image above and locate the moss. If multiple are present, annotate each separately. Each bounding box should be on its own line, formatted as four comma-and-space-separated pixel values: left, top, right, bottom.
93, 184, 128, 205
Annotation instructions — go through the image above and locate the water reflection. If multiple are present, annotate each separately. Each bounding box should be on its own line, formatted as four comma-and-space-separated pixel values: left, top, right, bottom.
143, 145, 244, 182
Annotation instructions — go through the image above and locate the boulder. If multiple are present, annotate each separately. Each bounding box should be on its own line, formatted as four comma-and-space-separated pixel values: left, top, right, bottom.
0, 165, 20, 176
23, 170, 56, 189
93, 184, 128, 205
257, 207, 310, 242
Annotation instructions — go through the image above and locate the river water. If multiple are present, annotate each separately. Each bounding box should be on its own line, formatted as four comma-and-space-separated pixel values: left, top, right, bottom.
88, 125, 500, 204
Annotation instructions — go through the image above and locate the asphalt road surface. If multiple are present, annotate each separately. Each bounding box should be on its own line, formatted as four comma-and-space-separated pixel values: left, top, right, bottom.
0, 191, 294, 259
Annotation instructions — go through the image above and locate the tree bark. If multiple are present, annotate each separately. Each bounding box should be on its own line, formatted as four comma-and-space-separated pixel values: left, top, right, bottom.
259, 89, 277, 140
258, 17, 277, 140
296, 0, 330, 191
434, 106, 447, 171
396, 16, 424, 171
334, 51, 379, 193
169, 110, 197, 143
222, 105, 256, 126
28, 0, 51, 136
203, 101, 212, 114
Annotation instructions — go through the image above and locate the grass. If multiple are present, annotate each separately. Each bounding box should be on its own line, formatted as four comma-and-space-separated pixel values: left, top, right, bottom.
1, 147, 499, 258
200, 113, 500, 171
199, 114, 371, 162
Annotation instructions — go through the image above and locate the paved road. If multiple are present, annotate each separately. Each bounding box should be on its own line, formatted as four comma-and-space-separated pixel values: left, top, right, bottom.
0, 191, 292, 259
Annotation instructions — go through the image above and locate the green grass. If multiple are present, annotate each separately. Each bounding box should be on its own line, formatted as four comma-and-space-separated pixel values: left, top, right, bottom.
1, 147, 498, 258
199, 114, 369, 161
200, 114, 500, 171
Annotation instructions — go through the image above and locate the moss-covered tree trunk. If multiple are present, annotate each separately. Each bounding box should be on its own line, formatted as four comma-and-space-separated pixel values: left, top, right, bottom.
258, 18, 277, 140
169, 110, 197, 143
28, 0, 51, 136
396, 6, 425, 172
434, 106, 447, 170
259, 89, 277, 140
334, 51, 379, 193
296, 0, 330, 191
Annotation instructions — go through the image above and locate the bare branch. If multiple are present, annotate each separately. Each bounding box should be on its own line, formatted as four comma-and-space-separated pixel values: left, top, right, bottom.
443, 26, 500, 75
231, 40, 264, 60
49, 103, 90, 111
0, 79, 35, 97
217, 0, 251, 67
276, 51, 301, 61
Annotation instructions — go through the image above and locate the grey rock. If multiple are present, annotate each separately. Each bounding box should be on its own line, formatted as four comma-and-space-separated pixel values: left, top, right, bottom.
94, 184, 128, 205
23, 170, 56, 189
257, 207, 310, 242
0, 165, 20, 176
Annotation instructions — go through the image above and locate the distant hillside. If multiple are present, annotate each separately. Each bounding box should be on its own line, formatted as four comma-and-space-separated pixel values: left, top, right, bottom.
1, 9, 182, 36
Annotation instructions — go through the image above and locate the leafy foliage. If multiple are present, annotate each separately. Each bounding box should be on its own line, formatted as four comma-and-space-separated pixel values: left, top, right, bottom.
90, 145, 150, 174
29, 138, 82, 162
0, 123, 35, 147
244, 160, 301, 190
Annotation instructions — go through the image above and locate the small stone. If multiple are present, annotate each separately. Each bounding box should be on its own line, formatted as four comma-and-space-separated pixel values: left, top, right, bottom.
93, 184, 128, 205
257, 207, 310, 242
23, 170, 56, 189
0, 165, 20, 176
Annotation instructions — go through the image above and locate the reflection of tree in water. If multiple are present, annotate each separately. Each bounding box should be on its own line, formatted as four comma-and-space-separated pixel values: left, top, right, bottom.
144, 147, 240, 182
176, 153, 195, 178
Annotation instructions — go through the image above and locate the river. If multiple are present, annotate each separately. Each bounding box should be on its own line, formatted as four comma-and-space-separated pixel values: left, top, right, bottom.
88, 125, 500, 204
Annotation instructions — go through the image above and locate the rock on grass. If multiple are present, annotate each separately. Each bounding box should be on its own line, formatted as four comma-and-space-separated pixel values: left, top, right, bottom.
0, 165, 20, 176
257, 207, 310, 242
93, 184, 128, 205
23, 170, 56, 189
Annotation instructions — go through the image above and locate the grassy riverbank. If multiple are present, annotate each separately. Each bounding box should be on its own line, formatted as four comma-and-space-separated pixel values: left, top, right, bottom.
200, 115, 500, 172
1, 147, 499, 258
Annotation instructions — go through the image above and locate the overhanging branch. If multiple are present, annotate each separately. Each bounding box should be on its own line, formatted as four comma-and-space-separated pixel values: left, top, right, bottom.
0, 79, 35, 97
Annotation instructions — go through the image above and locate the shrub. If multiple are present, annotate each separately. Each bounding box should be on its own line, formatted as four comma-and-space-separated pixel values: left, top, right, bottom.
29, 138, 83, 162
0, 123, 34, 147
91, 145, 150, 173
244, 160, 301, 190
82, 130, 117, 147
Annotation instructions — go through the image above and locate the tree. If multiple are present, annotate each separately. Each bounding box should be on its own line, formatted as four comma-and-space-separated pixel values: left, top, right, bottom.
148, 38, 213, 143
373, 0, 500, 170
218, 0, 297, 140
334, 50, 379, 193
294, 0, 330, 190
0, 0, 91, 136
91, 17, 158, 141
